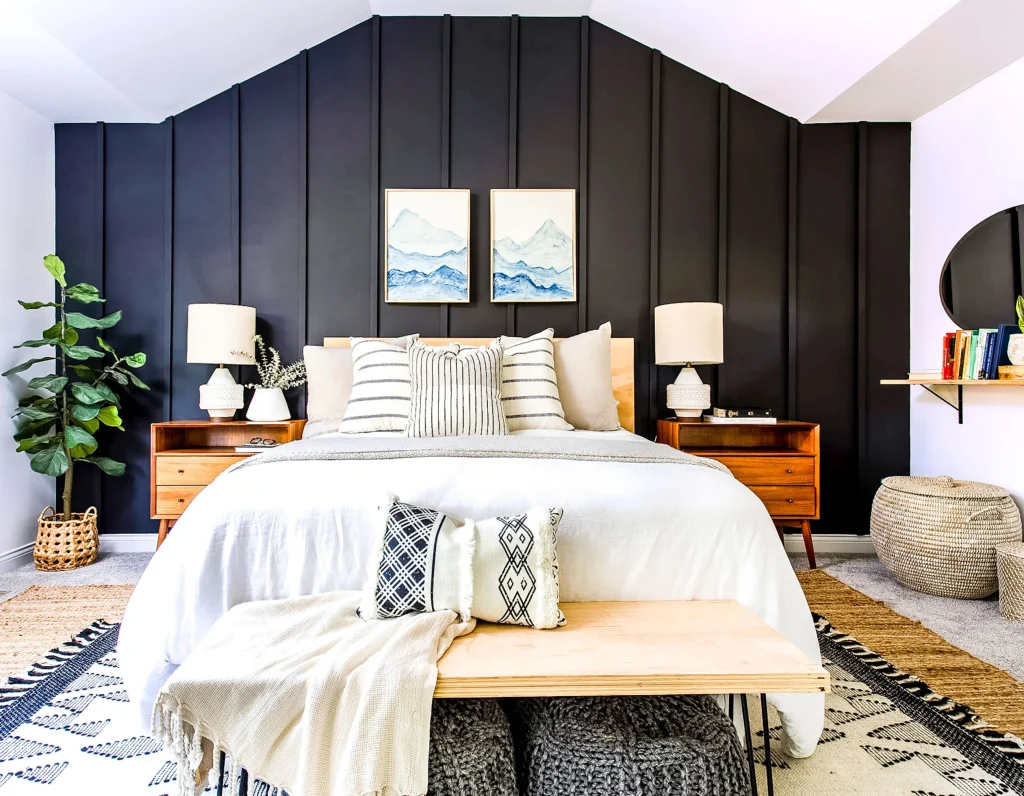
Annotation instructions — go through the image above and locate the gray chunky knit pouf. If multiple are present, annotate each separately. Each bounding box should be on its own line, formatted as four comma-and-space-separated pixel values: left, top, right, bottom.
427, 698, 518, 796
512, 695, 751, 796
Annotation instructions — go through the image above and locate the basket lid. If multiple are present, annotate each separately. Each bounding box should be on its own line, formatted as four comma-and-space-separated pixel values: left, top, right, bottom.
996, 540, 1024, 559
881, 475, 1010, 500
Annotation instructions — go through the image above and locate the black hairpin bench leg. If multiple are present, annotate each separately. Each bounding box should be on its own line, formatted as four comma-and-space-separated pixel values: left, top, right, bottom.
216, 751, 225, 796
738, 694, 775, 796
239, 767, 249, 796
740, 695, 757, 796
760, 694, 774, 796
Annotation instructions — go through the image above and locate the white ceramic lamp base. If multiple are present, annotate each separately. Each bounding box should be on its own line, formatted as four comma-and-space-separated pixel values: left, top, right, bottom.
666, 367, 711, 420
199, 366, 244, 422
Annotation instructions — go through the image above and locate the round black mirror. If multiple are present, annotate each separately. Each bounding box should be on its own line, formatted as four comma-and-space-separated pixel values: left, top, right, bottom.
940, 206, 1023, 329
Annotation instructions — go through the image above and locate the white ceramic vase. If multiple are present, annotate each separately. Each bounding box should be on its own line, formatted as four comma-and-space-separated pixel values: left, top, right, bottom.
1009, 334, 1024, 366
246, 387, 290, 422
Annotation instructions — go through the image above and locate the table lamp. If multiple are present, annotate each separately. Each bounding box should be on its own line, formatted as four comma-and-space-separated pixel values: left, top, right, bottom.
186, 304, 256, 421
655, 302, 723, 420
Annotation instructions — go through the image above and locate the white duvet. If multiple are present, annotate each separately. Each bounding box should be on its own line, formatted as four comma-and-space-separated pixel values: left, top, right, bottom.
119, 429, 824, 757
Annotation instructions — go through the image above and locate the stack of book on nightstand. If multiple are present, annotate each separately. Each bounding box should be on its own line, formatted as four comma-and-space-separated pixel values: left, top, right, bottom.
703, 407, 776, 425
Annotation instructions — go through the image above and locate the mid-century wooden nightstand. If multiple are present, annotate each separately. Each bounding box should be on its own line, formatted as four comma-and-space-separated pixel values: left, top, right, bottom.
151, 419, 306, 547
656, 418, 820, 568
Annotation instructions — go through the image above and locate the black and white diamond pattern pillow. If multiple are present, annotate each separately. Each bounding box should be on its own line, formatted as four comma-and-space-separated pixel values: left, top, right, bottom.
360, 496, 565, 629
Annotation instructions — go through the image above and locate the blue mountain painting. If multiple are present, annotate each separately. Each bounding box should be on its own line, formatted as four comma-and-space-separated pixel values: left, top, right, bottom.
386, 208, 468, 302
492, 217, 574, 301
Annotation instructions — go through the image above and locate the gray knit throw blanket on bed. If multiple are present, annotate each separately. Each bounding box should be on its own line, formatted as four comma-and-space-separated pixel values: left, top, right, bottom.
229, 434, 731, 475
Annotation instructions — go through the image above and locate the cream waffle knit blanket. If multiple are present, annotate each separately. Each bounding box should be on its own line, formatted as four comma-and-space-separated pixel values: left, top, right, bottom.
151, 591, 474, 796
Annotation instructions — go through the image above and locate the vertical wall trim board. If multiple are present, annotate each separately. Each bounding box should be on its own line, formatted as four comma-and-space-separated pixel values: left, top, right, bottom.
369, 16, 381, 336
715, 85, 729, 403
230, 85, 241, 304
1015, 206, 1024, 299
440, 15, 452, 335
648, 51, 662, 427
164, 118, 175, 421
787, 118, 798, 419
507, 15, 520, 335
95, 121, 106, 520
298, 51, 309, 346
857, 121, 869, 488
577, 17, 590, 332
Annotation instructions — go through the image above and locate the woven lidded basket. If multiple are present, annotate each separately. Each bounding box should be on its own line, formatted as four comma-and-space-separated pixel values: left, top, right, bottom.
34, 506, 99, 572
870, 476, 1022, 599
996, 541, 1024, 622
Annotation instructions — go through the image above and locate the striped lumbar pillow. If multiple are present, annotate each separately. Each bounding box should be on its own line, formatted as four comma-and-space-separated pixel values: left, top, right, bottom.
407, 342, 508, 437
494, 329, 573, 431
339, 335, 418, 434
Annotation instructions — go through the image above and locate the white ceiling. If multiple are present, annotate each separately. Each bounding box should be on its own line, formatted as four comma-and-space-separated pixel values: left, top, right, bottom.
0, 0, 1020, 124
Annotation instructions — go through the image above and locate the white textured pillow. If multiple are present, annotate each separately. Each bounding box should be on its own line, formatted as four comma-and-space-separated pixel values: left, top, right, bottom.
493, 329, 573, 432
339, 335, 418, 434
302, 345, 352, 438
407, 342, 508, 437
553, 321, 620, 431
360, 495, 565, 630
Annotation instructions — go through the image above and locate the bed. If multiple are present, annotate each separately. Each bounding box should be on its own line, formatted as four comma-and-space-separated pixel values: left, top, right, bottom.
118, 335, 825, 758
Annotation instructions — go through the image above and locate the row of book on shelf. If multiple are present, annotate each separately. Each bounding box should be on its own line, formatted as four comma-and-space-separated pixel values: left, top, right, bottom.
703, 407, 776, 425
942, 324, 1017, 380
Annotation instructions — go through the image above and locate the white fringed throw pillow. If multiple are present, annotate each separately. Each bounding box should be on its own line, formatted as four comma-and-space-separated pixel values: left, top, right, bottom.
493, 328, 573, 431
406, 342, 508, 437
360, 496, 565, 629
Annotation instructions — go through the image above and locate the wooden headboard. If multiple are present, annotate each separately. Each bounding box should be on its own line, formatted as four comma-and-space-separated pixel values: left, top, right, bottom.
324, 337, 635, 433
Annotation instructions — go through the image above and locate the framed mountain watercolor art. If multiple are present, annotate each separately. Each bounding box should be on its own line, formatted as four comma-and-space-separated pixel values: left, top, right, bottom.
385, 189, 470, 303
490, 189, 576, 303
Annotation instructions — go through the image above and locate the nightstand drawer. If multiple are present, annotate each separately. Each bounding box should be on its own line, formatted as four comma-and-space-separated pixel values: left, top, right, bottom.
710, 456, 813, 485
155, 485, 204, 515
749, 486, 816, 517
156, 456, 246, 486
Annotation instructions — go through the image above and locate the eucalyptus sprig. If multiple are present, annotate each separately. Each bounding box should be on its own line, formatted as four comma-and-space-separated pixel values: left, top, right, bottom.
3, 255, 149, 520
232, 334, 307, 391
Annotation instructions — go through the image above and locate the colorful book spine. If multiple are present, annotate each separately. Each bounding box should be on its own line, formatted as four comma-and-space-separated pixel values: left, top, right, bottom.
982, 330, 997, 379
942, 332, 956, 380
966, 330, 979, 379
953, 330, 965, 379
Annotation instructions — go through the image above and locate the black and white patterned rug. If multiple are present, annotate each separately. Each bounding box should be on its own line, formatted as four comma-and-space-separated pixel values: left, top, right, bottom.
1, 618, 1022, 795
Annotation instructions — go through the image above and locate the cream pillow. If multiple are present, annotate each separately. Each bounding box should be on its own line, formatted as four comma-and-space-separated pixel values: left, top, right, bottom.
302, 345, 352, 438
494, 329, 573, 432
553, 322, 620, 431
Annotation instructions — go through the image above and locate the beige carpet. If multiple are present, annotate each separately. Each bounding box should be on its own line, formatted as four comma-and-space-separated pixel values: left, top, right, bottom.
0, 584, 134, 682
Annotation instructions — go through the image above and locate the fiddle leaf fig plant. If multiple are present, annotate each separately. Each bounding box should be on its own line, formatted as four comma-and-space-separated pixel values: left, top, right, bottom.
3, 255, 150, 520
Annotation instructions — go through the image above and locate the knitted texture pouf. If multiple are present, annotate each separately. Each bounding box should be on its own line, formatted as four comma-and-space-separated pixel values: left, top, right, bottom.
511, 695, 751, 796
428, 698, 518, 796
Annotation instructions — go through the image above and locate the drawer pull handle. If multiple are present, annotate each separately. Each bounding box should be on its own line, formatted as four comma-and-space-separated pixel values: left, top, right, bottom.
785, 469, 793, 474
177, 469, 185, 474
177, 498, 185, 503
786, 498, 794, 503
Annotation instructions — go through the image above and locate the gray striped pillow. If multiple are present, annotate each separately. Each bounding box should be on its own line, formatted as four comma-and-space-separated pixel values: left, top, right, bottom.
407, 343, 508, 437
339, 336, 417, 434
494, 329, 573, 431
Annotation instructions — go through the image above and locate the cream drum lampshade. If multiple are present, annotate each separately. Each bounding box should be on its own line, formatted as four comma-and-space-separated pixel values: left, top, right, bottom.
187, 304, 256, 421
655, 302, 724, 420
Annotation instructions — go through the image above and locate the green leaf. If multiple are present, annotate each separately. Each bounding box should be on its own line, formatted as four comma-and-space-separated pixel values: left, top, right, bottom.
1, 357, 54, 377
14, 339, 53, 349
124, 352, 146, 368
97, 405, 122, 429
60, 344, 105, 361
27, 375, 67, 394
30, 446, 68, 477
14, 405, 59, 422
65, 283, 104, 304
19, 394, 55, 408
96, 337, 115, 355
18, 300, 58, 310
106, 369, 128, 385
43, 255, 66, 288
70, 365, 99, 380
65, 310, 122, 330
65, 425, 97, 451
69, 403, 99, 422
69, 440, 98, 459
70, 381, 118, 406
42, 324, 78, 345
17, 435, 59, 453
81, 456, 125, 476
126, 371, 150, 390
79, 418, 100, 434
14, 419, 55, 441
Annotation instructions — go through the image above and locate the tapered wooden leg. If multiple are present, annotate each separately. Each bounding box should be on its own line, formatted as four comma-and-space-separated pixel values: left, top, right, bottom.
157, 519, 169, 549
801, 520, 816, 569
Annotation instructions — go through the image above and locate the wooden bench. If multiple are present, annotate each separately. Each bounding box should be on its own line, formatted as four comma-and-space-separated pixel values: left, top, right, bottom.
436, 600, 828, 796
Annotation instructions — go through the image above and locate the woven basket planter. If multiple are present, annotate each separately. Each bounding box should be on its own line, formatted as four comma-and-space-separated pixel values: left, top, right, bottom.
34, 506, 99, 572
870, 476, 1022, 599
996, 541, 1024, 622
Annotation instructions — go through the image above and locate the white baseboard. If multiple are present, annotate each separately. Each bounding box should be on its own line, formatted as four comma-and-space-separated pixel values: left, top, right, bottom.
784, 533, 875, 555
0, 542, 35, 573
100, 534, 157, 553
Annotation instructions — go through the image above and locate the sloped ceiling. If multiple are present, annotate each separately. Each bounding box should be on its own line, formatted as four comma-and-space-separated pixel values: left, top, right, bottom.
1, 0, 1020, 124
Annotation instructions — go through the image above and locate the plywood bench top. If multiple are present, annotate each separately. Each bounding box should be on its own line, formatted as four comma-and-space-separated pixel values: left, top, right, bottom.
434, 600, 829, 698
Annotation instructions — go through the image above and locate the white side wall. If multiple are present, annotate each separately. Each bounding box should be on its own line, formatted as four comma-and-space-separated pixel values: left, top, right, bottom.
911, 56, 1024, 512
0, 90, 56, 570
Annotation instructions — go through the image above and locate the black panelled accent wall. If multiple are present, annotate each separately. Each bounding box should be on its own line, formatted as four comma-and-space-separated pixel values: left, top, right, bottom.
53, 17, 910, 535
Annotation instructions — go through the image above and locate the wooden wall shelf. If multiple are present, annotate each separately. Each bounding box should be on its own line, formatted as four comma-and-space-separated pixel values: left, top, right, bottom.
880, 378, 1024, 423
